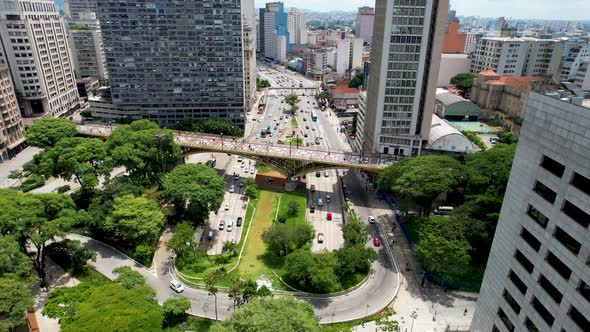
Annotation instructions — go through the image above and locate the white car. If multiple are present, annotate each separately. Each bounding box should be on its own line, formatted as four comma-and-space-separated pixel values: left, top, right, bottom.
224, 203, 230, 210
227, 221, 233, 232
229, 185, 235, 193
250, 168, 255, 174
368, 216, 376, 224
170, 280, 184, 293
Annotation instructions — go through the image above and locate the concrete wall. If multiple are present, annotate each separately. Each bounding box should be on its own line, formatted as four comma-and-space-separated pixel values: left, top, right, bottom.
437, 54, 471, 87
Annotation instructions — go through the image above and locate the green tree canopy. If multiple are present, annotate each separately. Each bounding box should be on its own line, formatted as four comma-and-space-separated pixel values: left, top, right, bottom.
211, 297, 321, 332
256, 77, 271, 89
283, 249, 341, 293
163, 164, 225, 225
333, 243, 377, 281
104, 194, 164, 245
106, 120, 180, 183
378, 155, 464, 215
35, 137, 110, 189
113, 266, 146, 289
161, 297, 191, 326
341, 219, 368, 247
0, 277, 34, 331
464, 143, 516, 197
175, 118, 242, 136
348, 72, 364, 88
87, 177, 145, 231
0, 236, 32, 280
166, 221, 196, 257
262, 222, 314, 256
25, 117, 78, 148
450, 73, 477, 98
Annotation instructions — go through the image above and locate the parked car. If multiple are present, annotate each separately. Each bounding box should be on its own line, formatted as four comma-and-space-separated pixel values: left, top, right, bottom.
317, 198, 323, 206
250, 168, 255, 174
315, 137, 320, 144
229, 185, 235, 193
315, 171, 321, 177
169, 280, 185, 293
490, 137, 499, 144
324, 171, 329, 177
310, 205, 315, 213
236, 217, 243, 227
233, 174, 239, 181
218, 220, 225, 230
317, 233, 324, 243
207, 231, 213, 241
327, 212, 332, 220
227, 221, 233, 232
310, 185, 315, 192
239, 181, 244, 187
368, 216, 376, 224
373, 237, 381, 247
224, 203, 230, 210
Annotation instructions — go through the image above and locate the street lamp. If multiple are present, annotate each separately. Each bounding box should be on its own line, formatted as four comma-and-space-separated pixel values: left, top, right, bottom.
410, 311, 418, 332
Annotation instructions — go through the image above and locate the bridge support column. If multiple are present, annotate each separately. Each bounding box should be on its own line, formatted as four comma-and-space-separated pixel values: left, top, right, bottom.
284, 177, 300, 192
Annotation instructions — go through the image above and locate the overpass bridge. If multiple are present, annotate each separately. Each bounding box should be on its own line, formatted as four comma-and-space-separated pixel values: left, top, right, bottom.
78, 124, 389, 180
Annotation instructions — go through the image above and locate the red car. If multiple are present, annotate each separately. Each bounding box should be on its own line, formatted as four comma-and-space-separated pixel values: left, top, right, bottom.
373, 237, 381, 247
326, 212, 332, 220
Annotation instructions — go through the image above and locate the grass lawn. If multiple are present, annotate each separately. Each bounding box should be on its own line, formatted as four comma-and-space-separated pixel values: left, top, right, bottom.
257, 164, 274, 173
321, 307, 394, 332
290, 116, 298, 128
276, 190, 307, 225
72, 266, 110, 285
163, 316, 213, 332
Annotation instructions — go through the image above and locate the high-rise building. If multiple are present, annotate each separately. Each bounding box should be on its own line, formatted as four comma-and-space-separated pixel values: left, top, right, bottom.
470, 37, 564, 80
304, 47, 329, 81
242, 0, 256, 110
0, 0, 81, 117
287, 8, 307, 46
66, 15, 109, 84
64, 0, 96, 20
560, 40, 590, 82
349, 37, 364, 70
355, 6, 374, 43
362, 0, 448, 156
335, 36, 350, 76
573, 58, 590, 91
261, 2, 289, 61
93, 0, 247, 127
0, 65, 25, 161
470, 92, 590, 332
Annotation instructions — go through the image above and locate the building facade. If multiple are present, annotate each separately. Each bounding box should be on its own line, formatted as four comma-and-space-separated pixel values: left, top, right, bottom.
0, 65, 25, 161
0, 0, 81, 117
470, 92, 590, 332
355, 6, 374, 43
437, 53, 471, 87
470, 37, 563, 80
287, 8, 307, 46
573, 58, 590, 91
349, 37, 364, 71
64, 0, 97, 20
261, 2, 289, 61
304, 47, 329, 81
442, 20, 466, 54
362, 0, 448, 156
94, 0, 247, 127
242, 0, 256, 110
66, 17, 108, 84
560, 39, 590, 82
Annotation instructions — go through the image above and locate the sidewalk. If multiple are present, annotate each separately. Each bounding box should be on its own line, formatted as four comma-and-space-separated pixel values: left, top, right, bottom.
352, 186, 477, 332
0, 147, 41, 188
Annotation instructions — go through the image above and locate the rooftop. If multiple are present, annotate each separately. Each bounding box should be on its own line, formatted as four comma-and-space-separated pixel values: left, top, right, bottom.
481, 36, 560, 42
485, 76, 546, 93
331, 82, 359, 94
435, 89, 469, 105
479, 69, 499, 76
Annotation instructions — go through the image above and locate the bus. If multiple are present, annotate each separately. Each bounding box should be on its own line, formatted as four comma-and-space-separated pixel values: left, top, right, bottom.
311, 112, 318, 122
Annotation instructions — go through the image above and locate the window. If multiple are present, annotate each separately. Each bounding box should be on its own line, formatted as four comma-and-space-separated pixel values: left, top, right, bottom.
509, 270, 527, 294
538, 275, 563, 303
533, 181, 556, 203
531, 297, 554, 326
497, 308, 515, 332
515, 250, 534, 273
526, 205, 549, 228
540, 155, 565, 177
521, 228, 541, 252
503, 289, 521, 314
568, 306, 589, 330
553, 226, 581, 255
570, 172, 590, 195
524, 317, 539, 332
546, 251, 572, 280
578, 281, 590, 303
562, 200, 590, 228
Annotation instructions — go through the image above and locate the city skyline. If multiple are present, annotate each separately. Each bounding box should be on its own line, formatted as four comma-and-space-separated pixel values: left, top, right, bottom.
254, 0, 590, 20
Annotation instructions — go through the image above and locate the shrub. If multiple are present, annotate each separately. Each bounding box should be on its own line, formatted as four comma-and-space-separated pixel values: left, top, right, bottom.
21, 174, 45, 192
45, 239, 96, 273
134, 243, 156, 265
56, 185, 71, 194
277, 215, 287, 223
461, 131, 487, 151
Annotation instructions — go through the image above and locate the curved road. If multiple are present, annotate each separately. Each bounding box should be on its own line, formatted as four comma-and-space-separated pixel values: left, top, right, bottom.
69, 215, 399, 324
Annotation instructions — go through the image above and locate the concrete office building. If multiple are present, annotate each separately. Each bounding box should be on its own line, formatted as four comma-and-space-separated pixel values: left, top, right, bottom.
561, 42, 590, 82
64, 0, 96, 20
0, 0, 81, 117
362, 0, 448, 157
66, 15, 108, 84
304, 47, 329, 81
573, 58, 590, 91
242, 0, 256, 110
470, 37, 563, 80
287, 8, 307, 46
438, 53, 471, 87
93, 0, 247, 127
336, 37, 350, 76
0, 65, 25, 161
464, 31, 477, 54
349, 37, 364, 70
470, 92, 590, 332
354, 89, 367, 153
261, 2, 289, 61
355, 6, 374, 43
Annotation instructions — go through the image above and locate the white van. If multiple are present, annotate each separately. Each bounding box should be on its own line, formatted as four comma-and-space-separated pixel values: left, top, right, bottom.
434, 206, 454, 215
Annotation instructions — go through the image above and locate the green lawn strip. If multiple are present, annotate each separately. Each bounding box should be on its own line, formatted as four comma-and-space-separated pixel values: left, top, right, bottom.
321, 307, 394, 331
257, 164, 275, 173
163, 316, 213, 332
290, 116, 298, 128
72, 265, 111, 285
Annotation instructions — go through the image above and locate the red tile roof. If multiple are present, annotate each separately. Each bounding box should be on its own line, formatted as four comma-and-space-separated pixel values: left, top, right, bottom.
331, 82, 359, 94
479, 69, 499, 76
485, 76, 543, 92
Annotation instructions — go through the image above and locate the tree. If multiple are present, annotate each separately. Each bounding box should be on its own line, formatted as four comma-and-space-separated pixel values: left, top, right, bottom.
244, 182, 258, 199
106, 120, 180, 183
464, 143, 516, 197
87, 177, 144, 230
45, 239, 96, 273
497, 131, 518, 144
450, 73, 477, 98
349, 72, 364, 88
256, 77, 271, 89
25, 117, 78, 148
262, 222, 313, 256
377, 155, 464, 216
228, 276, 242, 309
284, 94, 298, 106
204, 268, 226, 320
43, 283, 162, 332
0, 236, 32, 280
163, 164, 225, 225
103, 194, 164, 245
166, 221, 195, 257
175, 118, 242, 136
35, 137, 110, 189
112, 266, 145, 289
8, 170, 26, 188
210, 297, 321, 332
341, 219, 368, 246
287, 200, 299, 218
333, 244, 377, 281
0, 277, 34, 331
318, 91, 332, 100
376, 317, 400, 332
161, 297, 191, 326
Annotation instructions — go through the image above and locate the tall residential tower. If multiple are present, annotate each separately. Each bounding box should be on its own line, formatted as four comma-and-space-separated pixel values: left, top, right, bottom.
470, 92, 590, 332
93, 0, 248, 127
355, 6, 374, 43
362, 0, 448, 156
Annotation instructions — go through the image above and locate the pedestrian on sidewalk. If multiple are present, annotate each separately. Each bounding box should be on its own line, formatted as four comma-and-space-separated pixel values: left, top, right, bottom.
464, 308, 468, 316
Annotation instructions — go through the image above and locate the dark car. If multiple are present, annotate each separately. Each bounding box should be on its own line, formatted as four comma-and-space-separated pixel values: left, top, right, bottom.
315, 171, 321, 177
310, 205, 315, 213
236, 217, 243, 227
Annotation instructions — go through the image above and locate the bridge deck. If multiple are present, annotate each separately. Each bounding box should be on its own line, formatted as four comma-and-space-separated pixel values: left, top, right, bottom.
78, 124, 388, 171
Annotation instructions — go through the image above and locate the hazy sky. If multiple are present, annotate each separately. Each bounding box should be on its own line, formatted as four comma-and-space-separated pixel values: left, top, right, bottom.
254, 0, 590, 20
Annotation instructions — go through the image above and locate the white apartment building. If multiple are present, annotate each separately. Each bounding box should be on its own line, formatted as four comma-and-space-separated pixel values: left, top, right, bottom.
277, 35, 287, 63
336, 38, 350, 76
362, 0, 448, 156
464, 31, 477, 54
561, 42, 590, 82
304, 48, 329, 80
66, 16, 108, 84
354, 89, 367, 153
355, 6, 374, 43
0, 0, 81, 117
470, 37, 563, 80
573, 59, 590, 91
242, 0, 256, 110
0, 65, 25, 161
470, 92, 590, 332
349, 37, 364, 70
287, 8, 307, 45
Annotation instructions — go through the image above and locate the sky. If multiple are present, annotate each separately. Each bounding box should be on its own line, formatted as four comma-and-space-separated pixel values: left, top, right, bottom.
254, 0, 590, 20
